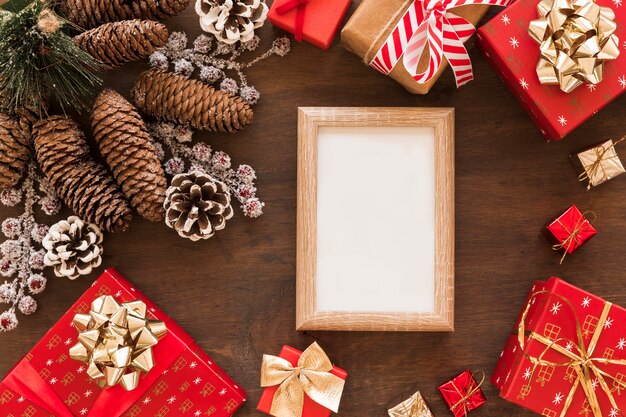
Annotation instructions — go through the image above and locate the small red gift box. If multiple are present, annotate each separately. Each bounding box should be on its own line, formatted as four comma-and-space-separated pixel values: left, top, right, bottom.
257, 344, 347, 417
438, 370, 487, 417
492, 277, 626, 417
546, 205, 596, 260
0, 268, 246, 417
267, 0, 351, 50
475, 0, 626, 140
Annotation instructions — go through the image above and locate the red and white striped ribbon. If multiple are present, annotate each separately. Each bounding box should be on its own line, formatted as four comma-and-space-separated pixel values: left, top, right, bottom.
370, 0, 512, 88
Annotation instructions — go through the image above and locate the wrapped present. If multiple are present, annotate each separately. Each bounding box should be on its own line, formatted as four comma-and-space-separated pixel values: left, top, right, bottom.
0, 268, 246, 417
257, 343, 347, 417
267, 0, 351, 50
546, 205, 596, 263
341, 0, 512, 94
492, 277, 626, 417
438, 370, 487, 417
476, 0, 625, 140
388, 391, 434, 417
571, 138, 626, 189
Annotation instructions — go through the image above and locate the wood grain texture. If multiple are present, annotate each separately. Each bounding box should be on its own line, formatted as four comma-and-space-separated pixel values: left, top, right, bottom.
296, 107, 454, 331
2, 2, 626, 417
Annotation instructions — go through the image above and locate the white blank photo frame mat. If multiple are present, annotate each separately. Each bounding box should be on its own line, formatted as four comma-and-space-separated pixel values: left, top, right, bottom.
296, 108, 455, 332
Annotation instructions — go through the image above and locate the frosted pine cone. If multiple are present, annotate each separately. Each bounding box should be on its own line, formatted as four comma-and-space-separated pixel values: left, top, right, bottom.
164, 172, 234, 240
43, 216, 103, 280
196, 0, 268, 44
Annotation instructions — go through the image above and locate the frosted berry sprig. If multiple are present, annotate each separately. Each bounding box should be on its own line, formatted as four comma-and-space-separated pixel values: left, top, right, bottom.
0, 161, 59, 331
149, 32, 291, 105
148, 122, 265, 218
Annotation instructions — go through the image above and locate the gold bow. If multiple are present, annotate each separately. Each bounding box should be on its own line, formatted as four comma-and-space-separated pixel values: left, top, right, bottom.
260, 342, 346, 417
578, 138, 626, 189
388, 391, 434, 417
528, 0, 620, 93
519, 291, 626, 417
551, 211, 595, 264
69, 295, 167, 391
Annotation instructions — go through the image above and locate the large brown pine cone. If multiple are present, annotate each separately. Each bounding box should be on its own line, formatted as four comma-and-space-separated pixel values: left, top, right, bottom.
91, 89, 167, 222
60, 0, 190, 29
0, 113, 31, 190
33, 116, 132, 233
131, 69, 253, 132
75, 20, 169, 68
164, 171, 233, 240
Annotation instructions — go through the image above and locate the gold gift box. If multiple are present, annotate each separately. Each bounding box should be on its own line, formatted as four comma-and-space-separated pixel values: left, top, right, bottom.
572, 139, 626, 188
388, 391, 434, 417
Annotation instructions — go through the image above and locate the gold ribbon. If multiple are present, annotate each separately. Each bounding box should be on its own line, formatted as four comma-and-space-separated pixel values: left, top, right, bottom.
260, 342, 346, 417
528, 0, 620, 93
519, 291, 626, 417
551, 211, 596, 264
69, 295, 167, 391
578, 137, 626, 190
388, 391, 434, 417
449, 371, 485, 417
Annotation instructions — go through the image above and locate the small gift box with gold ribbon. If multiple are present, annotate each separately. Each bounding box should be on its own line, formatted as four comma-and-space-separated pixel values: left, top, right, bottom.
388, 391, 434, 417
257, 343, 347, 417
0, 268, 246, 417
492, 277, 626, 417
438, 370, 487, 417
571, 138, 626, 189
546, 205, 597, 263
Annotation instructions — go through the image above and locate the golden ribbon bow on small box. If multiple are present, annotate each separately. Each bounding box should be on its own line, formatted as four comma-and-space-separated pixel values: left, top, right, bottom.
260, 342, 345, 417
578, 137, 626, 189
69, 295, 167, 391
388, 391, 434, 417
528, 0, 620, 93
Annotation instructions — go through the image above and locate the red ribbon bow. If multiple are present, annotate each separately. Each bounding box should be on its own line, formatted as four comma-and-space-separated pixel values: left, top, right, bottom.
370, 0, 512, 88
276, 0, 310, 41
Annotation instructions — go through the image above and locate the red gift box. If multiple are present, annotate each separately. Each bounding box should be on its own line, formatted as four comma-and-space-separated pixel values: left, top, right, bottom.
0, 268, 246, 417
475, 0, 626, 141
257, 345, 347, 417
546, 205, 597, 258
438, 370, 487, 417
268, 0, 351, 50
492, 277, 626, 417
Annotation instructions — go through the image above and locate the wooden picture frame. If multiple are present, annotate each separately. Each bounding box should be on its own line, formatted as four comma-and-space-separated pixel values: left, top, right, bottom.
296, 107, 455, 332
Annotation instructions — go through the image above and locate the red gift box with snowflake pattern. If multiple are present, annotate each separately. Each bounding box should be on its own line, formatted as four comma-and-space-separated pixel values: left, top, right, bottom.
475, 0, 626, 141
492, 277, 626, 417
0, 268, 246, 417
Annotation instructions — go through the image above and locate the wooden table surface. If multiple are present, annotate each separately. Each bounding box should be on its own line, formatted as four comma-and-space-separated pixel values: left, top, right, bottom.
3, 3, 626, 417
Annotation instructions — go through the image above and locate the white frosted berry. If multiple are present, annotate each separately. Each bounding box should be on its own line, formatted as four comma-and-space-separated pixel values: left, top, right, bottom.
272, 36, 291, 57
236, 165, 256, 184
211, 151, 231, 170
243, 35, 260, 51
29, 250, 45, 270
189, 163, 208, 174
152, 142, 165, 161
1, 218, 21, 238
164, 158, 185, 175
39, 196, 61, 215
192, 143, 212, 162
199, 66, 224, 84
27, 274, 47, 294
240, 85, 260, 105
150, 51, 169, 70
0, 282, 16, 303
166, 31, 188, 51
0, 259, 15, 278
0, 189, 22, 206
18, 296, 37, 315
30, 223, 49, 243
0, 310, 17, 331
174, 59, 194, 78
194, 34, 213, 53
220, 78, 239, 95
242, 197, 264, 218
174, 125, 193, 143
236, 184, 257, 203
0, 239, 24, 261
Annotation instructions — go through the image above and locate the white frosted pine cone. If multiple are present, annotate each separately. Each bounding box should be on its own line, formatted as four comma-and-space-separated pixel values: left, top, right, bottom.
196, 0, 268, 45
42, 216, 103, 280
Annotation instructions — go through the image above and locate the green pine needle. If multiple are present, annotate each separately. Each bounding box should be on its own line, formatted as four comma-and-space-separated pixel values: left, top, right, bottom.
0, 0, 102, 116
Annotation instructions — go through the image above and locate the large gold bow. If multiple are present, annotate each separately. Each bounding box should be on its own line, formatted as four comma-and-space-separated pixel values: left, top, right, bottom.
69, 295, 167, 391
519, 291, 626, 417
528, 0, 620, 93
260, 342, 345, 417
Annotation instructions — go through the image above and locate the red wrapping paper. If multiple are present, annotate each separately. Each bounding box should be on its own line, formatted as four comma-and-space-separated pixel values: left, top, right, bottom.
492, 277, 626, 417
547, 205, 597, 255
475, 0, 626, 141
257, 345, 347, 417
438, 370, 487, 417
267, 0, 351, 50
0, 268, 246, 417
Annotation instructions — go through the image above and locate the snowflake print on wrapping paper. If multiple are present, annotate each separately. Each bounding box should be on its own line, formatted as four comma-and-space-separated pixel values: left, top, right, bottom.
190, 361, 198, 369
519, 78, 529, 89
49, 377, 58, 385
614, 0, 622, 7
565, 341, 574, 351
587, 83, 597, 92
605, 317, 614, 329
17, 396, 24, 403
619, 75, 626, 88
558, 116, 567, 126
609, 408, 620, 417
618, 338, 626, 350
195, 412, 202, 417
114, 290, 122, 298
143, 397, 151, 404
64, 338, 72, 345
510, 37, 520, 48
167, 395, 176, 404
219, 388, 227, 396
194, 377, 202, 385
582, 297, 591, 308
80, 408, 88, 416
46, 359, 53, 366
77, 366, 85, 373
553, 392, 564, 405
551, 302, 562, 315
84, 390, 92, 398
523, 367, 532, 380
501, 14, 510, 25
592, 379, 599, 390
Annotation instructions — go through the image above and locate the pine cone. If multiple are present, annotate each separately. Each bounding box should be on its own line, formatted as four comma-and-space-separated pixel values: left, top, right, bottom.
164, 171, 233, 240
91, 89, 167, 222
0, 113, 31, 190
131, 69, 253, 132
43, 216, 103, 279
75, 20, 169, 68
60, 0, 190, 29
33, 116, 133, 233
196, 0, 268, 44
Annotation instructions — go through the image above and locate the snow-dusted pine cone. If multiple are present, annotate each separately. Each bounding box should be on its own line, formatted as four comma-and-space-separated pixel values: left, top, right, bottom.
196, 0, 268, 44
0, 113, 31, 191
43, 216, 103, 280
164, 172, 233, 240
